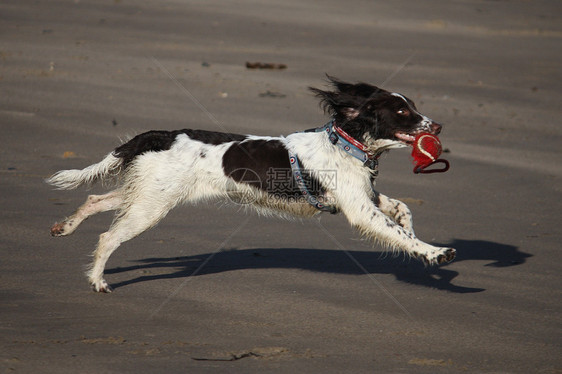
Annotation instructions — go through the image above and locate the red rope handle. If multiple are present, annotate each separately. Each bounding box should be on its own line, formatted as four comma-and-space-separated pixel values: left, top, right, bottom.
414, 159, 450, 174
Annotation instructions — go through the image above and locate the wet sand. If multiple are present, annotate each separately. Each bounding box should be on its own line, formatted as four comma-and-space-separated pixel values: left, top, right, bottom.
1, 1, 561, 372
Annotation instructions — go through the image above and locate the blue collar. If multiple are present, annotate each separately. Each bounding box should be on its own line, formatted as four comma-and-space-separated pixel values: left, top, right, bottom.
311, 120, 379, 170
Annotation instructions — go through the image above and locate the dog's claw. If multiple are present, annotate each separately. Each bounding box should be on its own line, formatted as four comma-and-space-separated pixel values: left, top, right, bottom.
437, 248, 456, 264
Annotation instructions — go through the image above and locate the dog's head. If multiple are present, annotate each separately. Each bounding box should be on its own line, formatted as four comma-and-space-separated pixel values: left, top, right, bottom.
310, 76, 442, 151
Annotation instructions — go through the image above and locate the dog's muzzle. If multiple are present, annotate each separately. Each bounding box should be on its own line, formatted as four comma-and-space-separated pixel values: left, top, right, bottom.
430, 122, 442, 135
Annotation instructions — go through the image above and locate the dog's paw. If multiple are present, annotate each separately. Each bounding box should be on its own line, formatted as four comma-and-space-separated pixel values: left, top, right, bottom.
50, 222, 67, 236
419, 247, 456, 266
51, 219, 79, 237
90, 279, 113, 293
437, 248, 456, 264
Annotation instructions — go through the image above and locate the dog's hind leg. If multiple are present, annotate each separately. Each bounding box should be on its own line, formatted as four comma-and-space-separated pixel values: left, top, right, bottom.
50, 190, 123, 237
86, 198, 176, 293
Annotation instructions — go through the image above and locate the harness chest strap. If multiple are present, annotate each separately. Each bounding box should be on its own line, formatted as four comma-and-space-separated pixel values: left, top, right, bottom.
288, 151, 337, 213
289, 120, 378, 213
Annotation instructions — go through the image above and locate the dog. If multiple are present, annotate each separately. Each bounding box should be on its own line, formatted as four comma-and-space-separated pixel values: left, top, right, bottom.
47, 77, 456, 293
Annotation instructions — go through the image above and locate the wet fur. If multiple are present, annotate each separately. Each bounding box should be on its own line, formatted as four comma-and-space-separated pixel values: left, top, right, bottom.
47, 77, 455, 293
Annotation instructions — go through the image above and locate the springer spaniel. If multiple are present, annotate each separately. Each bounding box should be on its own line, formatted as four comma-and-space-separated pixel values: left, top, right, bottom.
47, 77, 456, 293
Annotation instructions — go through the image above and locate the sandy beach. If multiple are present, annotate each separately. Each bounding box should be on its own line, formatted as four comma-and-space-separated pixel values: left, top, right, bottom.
1, 0, 561, 372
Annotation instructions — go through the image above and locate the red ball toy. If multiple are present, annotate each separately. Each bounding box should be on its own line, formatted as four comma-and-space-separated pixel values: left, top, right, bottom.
411, 133, 450, 174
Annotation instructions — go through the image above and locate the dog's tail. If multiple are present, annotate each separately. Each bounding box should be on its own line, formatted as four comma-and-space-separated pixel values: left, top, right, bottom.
46, 153, 123, 190
47, 130, 185, 190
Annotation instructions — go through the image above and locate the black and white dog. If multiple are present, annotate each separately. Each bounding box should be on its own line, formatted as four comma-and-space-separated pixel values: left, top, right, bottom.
47, 77, 456, 293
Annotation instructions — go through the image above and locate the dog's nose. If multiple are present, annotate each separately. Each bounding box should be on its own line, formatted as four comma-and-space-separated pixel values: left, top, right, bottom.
430, 122, 442, 135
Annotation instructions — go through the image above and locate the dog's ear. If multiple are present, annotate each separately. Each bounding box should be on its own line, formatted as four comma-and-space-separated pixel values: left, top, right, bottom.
340, 107, 360, 119
325, 75, 355, 95
326, 75, 385, 99
310, 75, 388, 120
309, 87, 361, 120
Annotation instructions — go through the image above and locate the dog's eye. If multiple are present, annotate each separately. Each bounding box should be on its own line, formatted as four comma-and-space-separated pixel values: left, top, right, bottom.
397, 109, 410, 116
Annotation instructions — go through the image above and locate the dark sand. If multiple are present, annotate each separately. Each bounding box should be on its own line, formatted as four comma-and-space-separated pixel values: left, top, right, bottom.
1, 1, 561, 373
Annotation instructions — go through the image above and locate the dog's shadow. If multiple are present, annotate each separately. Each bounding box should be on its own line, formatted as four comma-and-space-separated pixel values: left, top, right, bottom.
107, 239, 531, 293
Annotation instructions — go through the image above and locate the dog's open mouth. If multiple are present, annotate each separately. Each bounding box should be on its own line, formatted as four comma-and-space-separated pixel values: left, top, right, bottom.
394, 131, 420, 145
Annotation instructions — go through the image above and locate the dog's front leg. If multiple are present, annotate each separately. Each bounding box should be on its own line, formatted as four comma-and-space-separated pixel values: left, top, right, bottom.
339, 188, 455, 265
372, 191, 414, 234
